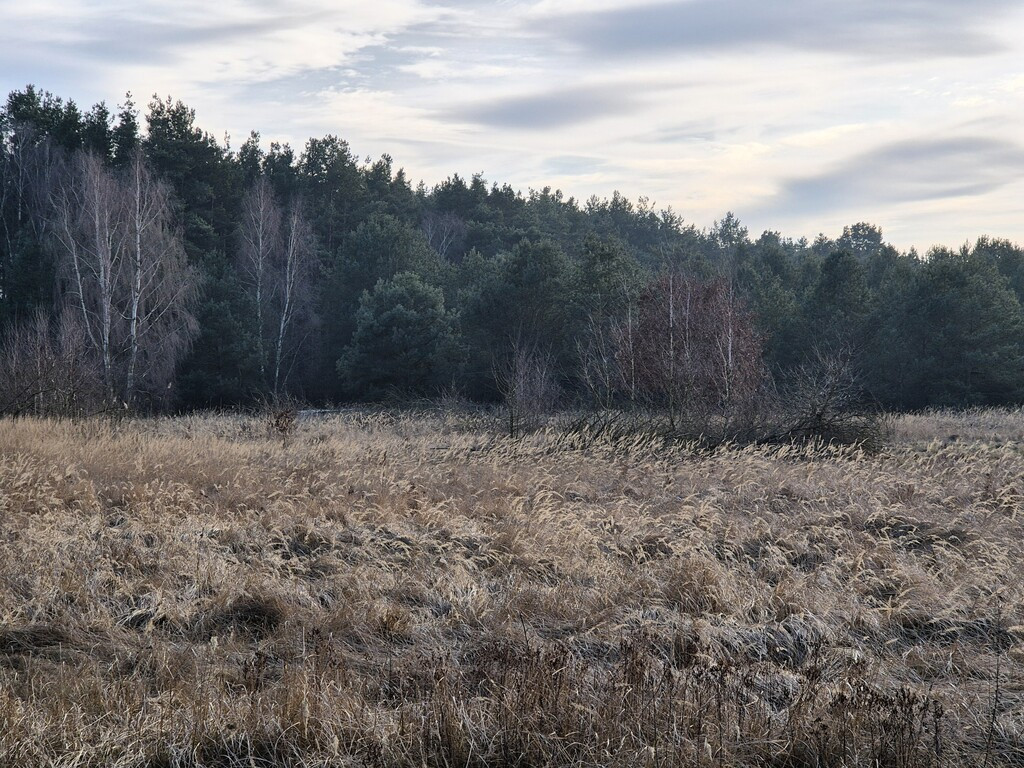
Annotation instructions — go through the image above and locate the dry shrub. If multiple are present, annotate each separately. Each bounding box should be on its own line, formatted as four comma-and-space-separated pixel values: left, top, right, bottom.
0, 309, 103, 417
563, 347, 891, 452
496, 338, 561, 437
766, 348, 892, 452
252, 393, 303, 447
270, 406, 297, 440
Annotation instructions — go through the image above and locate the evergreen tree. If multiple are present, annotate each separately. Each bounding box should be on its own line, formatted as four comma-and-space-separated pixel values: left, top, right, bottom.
908, 250, 1024, 406
803, 249, 869, 353
298, 135, 364, 255
338, 272, 459, 398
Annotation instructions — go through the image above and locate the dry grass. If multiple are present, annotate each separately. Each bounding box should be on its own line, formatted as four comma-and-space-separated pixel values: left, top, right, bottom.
1, 408, 1023, 766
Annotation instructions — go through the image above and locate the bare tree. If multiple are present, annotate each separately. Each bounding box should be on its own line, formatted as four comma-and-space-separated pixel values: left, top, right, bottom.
0, 310, 54, 415
578, 314, 618, 410
0, 308, 102, 416
48, 150, 198, 409
271, 200, 315, 397
52, 151, 121, 402
421, 210, 466, 261
236, 180, 317, 398
1, 122, 64, 261
238, 177, 280, 385
496, 337, 561, 437
121, 149, 199, 406
579, 278, 639, 410
613, 273, 764, 434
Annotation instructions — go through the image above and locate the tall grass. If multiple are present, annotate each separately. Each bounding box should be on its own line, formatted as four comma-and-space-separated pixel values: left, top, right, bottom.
0, 409, 1022, 766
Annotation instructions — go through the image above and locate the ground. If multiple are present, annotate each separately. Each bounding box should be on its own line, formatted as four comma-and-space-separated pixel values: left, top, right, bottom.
0, 409, 1022, 766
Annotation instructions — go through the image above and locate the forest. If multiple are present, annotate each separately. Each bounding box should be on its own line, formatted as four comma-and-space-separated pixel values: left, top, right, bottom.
2, 85, 1023, 417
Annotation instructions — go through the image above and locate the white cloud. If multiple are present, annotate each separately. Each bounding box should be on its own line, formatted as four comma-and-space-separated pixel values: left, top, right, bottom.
3, 0, 1024, 251
1, 0, 443, 91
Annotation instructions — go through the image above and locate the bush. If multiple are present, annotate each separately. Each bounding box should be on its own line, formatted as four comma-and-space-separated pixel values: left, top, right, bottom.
0, 309, 103, 417
765, 348, 892, 452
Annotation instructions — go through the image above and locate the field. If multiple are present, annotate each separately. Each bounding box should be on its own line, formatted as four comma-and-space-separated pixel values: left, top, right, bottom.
1, 409, 1023, 767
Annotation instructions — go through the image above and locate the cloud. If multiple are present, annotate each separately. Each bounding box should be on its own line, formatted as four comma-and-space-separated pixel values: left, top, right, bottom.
543, 155, 610, 175
398, 58, 522, 81
766, 137, 1024, 216
540, 0, 1024, 59
452, 85, 644, 129
0, 0, 443, 87
645, 120, 719, 143
4, 0, 1024, 251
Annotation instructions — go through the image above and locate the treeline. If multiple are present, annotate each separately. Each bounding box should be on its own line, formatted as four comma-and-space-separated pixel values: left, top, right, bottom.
2, 84, 1023, 416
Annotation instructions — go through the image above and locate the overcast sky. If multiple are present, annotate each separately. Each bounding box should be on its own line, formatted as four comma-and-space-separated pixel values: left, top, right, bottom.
3, 0, 1023, 251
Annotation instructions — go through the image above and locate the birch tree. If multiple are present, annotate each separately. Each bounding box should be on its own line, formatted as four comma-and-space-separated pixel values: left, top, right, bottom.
421, 210, 465, 261
272, 200, 314, 396
614, 273, 764, 430
237, 177, 279, 386
1, 123, 62, 259
237, 180, 315, 397
49, 150, 197, 408
52, 151, 121, 402
120, 149, 198, 405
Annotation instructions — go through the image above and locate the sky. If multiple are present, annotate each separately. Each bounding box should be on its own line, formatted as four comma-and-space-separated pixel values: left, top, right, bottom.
2, 0, 1023, 252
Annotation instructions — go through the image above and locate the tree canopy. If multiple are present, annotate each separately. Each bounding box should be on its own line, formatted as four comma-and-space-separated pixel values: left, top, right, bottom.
3, 84, 1024, 413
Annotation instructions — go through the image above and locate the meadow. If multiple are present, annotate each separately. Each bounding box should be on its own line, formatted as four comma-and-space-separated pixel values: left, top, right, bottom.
0, 408, 1022, 767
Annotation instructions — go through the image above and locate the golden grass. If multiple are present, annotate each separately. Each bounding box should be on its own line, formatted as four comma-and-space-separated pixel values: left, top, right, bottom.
0, 409, 1023, 766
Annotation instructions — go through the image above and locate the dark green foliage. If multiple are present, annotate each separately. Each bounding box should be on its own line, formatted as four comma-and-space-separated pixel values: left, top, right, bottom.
324, 213, 441, 348
338, 272, 459, 398
906, 250, 1024, 406
461, 238, 573, 395
111, 94, 140, 166
738, 232, 804, 372
176, 276, 262, 408
5, 86, 84, 152
79, 102, 113, 161
298, 135, 364, 254
144, 96, 237, 267
495, 238, 571, 346
572, 233, 643, 323
5, 85, 1024, 412
0, 234, 54, 328
804, 249, 870, 351
362, 154, 420, 222
976, 236, 1024, 302
860, 251, 920, 406
236, 131, 264, 187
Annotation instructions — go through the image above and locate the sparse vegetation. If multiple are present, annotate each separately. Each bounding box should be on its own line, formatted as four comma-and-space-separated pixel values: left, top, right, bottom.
1, 408, 1023, 766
